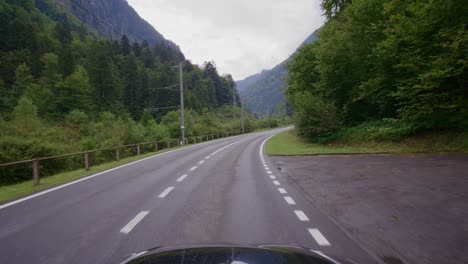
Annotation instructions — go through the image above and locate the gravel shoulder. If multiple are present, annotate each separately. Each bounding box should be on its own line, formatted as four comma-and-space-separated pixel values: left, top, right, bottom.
270, 154, 468, 264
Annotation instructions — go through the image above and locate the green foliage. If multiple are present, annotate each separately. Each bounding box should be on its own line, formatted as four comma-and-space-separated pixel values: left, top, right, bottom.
0, 0, 278, 185
287, 0, 468, 141
289, 91, 341, 139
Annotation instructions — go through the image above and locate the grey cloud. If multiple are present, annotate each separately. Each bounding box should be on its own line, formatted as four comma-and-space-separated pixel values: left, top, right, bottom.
128, 0, 324, 80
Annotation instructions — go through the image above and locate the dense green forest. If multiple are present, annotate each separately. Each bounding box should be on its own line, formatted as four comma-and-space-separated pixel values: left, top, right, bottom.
287, 0, 467, 142
0, 0, 277, 184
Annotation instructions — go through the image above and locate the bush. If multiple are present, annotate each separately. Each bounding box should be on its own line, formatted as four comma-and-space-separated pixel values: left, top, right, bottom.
0, 137, 72, 184
291, 92, 341, 139
322, 119, 424, 143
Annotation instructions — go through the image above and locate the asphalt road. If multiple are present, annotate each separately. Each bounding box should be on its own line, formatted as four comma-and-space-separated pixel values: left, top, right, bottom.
0, 129, 377, 264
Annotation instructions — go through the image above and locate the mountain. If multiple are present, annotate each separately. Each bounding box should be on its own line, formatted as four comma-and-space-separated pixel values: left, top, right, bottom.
37, 0, 180, 52
237, 29, 320, 117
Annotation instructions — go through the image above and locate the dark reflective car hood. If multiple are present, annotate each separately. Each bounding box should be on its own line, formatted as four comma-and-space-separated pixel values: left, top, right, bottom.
122, 244, 354, 264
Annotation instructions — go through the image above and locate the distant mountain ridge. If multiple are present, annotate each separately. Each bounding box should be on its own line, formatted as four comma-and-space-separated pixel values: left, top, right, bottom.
42, 0, 180, 51
237, 29, 320, 117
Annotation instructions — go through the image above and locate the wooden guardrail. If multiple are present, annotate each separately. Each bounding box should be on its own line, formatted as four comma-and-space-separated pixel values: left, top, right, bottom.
0, 131, 242, 186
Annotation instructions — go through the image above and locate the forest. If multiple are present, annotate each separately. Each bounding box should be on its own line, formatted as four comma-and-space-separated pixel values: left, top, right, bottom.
287, 0, 467, 142
0, 0, 277, 184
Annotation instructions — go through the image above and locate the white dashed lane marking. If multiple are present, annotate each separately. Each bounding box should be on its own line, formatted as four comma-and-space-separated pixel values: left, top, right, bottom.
120, 211, 149, 234
190, 166, 198, 171
259, 134, 330, 247
294, 210, 310, 222
308, 228, 331, 246
278, 188, 287, 194
177, 174, 188, 182
284, 196, 296, 205
198, 160, 205, 165
158, 187, 174, 198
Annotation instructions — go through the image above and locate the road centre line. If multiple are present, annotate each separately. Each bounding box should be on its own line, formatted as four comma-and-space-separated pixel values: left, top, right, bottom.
0, 132, 254, 210
158, 187, 174, 198
266, 171, 272, 174
270, 175, 276, 179
198, 160, 205, 165
273, 180, 280, 186
120, 211, 149, 234
284, 196, 296, 205
278, 188, 287, 194
308, 228, 331, 246
294, 210, 310, 221
177, 174, 188, 182
190, 166, 198, 171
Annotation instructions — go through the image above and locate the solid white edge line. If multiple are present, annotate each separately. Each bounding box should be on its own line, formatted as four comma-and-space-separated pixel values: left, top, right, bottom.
190, 166, 198, 171
273, 180, 280, 186
158, 186, 175, 198
284, 196, 296, 205
278, 188, 287, 194
177, 174, 188, 182
308, 229, 331, 246
0, 132, 254, 210
294, 210, 310, 221
120, 211, 149, 234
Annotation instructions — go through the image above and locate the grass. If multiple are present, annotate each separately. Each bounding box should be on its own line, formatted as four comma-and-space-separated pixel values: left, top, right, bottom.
266, 129, 468, 155
0, 147, 181, 204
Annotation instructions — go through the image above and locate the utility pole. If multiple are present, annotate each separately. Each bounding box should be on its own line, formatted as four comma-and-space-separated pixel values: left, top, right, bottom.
233, 85, 236, 120
268, 105, 271, 128
241, 101, 245, 134
179, 62, 185, 145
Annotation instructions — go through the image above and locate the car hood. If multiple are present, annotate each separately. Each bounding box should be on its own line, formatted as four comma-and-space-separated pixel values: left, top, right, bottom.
121, 244, 356, 264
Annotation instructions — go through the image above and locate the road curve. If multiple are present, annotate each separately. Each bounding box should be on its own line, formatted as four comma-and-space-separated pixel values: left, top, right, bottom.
0, 129, 377, 264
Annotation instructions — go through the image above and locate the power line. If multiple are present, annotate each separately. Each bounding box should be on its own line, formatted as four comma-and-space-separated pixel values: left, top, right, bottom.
149, 84, 179, 92
144, 106, 180, 111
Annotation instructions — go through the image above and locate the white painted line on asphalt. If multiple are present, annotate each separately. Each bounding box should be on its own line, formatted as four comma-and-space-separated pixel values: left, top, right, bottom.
266, 171, 273, 174
158, 187, 175, 198
270, 175, 276, 179
198, 160, 205, 165
308, 228, 331, 246
206, 156, 211, 159
0, 129, 257, 210
190, 166, 198, 171
278, 188, 287, 194
284, 196, 296, 204
120, 211, 149, 234
273, 180, 280, 186
284, 196, 296, 205
177, 174, 188, 182
294, 210, 310, 221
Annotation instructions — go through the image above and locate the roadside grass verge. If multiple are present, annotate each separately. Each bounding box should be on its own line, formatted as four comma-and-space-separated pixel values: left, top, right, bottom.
266, 129, 468, 155
0, 147, 181, 204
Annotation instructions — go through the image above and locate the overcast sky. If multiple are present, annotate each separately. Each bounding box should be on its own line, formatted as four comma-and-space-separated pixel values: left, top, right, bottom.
127, 0, 325, 81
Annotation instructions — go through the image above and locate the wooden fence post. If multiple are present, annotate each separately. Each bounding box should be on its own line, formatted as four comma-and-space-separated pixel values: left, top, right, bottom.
155, 142, 158, 151
116, 148, 120, 161
137, 144, 141, 155
167, 141, 170, 148
32, 159, 39, 186
84, 151, 90, 170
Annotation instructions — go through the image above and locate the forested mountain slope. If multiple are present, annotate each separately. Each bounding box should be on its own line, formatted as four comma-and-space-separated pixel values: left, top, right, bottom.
36, 0, 180, 52
236, 29, 319, 117
0, 0, 261, 184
